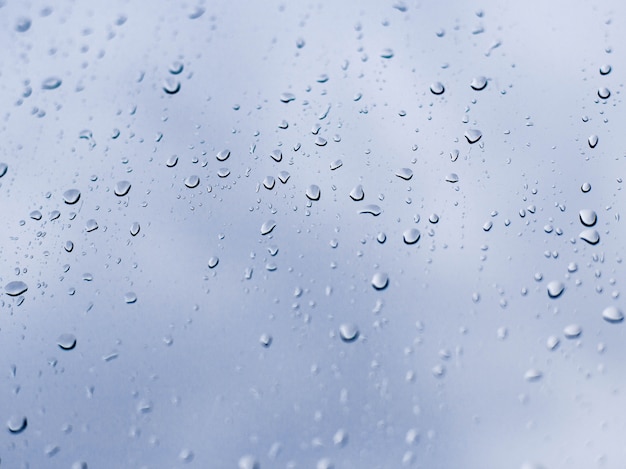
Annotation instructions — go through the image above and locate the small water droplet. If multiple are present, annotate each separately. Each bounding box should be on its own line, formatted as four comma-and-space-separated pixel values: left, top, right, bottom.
430, 82, 445, 95
358, 204, 382, 216
602, 306, 624, 323
547, 281, 565, 299
599, 64, 612, 75
188, 6, 205, 19
563, 324, 582, 339
259, 333, 273, 347
217, 168, 230, 178
0, 163, 8, 178
588, 135, 598, 148
371, 272, 389, 290
7, 415, 27, 434
166, 155, 178, 167
395, 168, 413, 180
317, 74, 329, 83
57, 333, 77, 351
546, 336, 560, 351
30, 210, 42, 220
208, 256, 219, 269
450, 149, 459, 162
403, 228, 421, 245
184, 175, 200, 188
85, 219, 98, 232
5, 281, 28, 297
261, 220, 277, 235
579, 229, 600, 245
306, 184, 321, 201
598, 87, 611, 99
339, 323, 359, 342
330, 159, 343, 170
42, 77, 62, 90
216, 149, 230, 161
315, 136, 327, 146
464, 129, 482, 144
63, 189, 81, 205
349, 185, 364, 201
163, 78, 181, 94
124, 292, 137, 304
114, 180, 131, 196
277, 171, 290, 183
445, 173, 459, 183
130, 222, 140, 236
524, 369, 542, 382
178, 448, 194, 463
428, 213, 439, 224
280, 92, 296, 103
238, 455, 260, 469
483, 220, 493, 231
380, 48, 394, 59
581, 182, 591, 193
470, 76, 488, 90
270, 149, 282, 162
579, 209, 597, 226
333, 429, 348, 447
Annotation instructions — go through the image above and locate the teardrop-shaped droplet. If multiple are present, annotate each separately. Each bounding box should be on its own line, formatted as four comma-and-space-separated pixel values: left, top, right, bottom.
349, 185, 364, 201
581, 182, 591, 193
57, 333, 77, 351
395, 168, 413, 180
5, 281, 28, 297
579, 229, 600, 245
184, 175, 200, 188
445, 173, 459, 183
598, 87, 611, 99
430, 82, 445, 95
208, 256, 219, 269
579, 209, 597, 227
371, 272, 389, 290
263, 176, 275, 190
7, 415, 27, 434
166, 155, 178, 167
270, 149, 282, 162
114, 180, 131, 196
30, 210, 42, 220
278, 171, 290, 183
130, 222, 140, 236
163, 78, 181, 94
0, 163, 8, 178
599, 64, 612, 75
216, 149, 230, 161
42, 77, 62, 90
588, 135, 598, 148
403, 228, 421, 245
306, 185, 321, 201
547, 281, 565, 299
358, 204, 382, 216
470, 76, 488, 90
464, 129, 482, 144
124, 292, 137, 304
261, 220, 277, 235
85, 219, 98, 232
602, 306, 624, 323
280, 92, 296, 103
49, 210, 60, 221
63, 189, 81, 205
339, 323, 359, 342
563, 324, 582, 339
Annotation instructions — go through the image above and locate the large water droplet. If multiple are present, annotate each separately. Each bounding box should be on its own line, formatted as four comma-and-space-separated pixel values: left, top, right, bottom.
339, 323, 359, 343
217, 168, 230, 178
579, 209, 597, 226
63, 189, 81, 205
57, 333, 77, 351
395, 168, 413, 180
380, 48, 394, 59
563, 324, 582, 339
7, 415, 27, 434
314, 136, 327, 146
184, 175, 200, 188
547, 281, 565, 299
270, 149, 282, 162
430, 82, 445, 95
30, 210, 42, 220
602, 306, 624, 323
358, 204, 382, 216
464, 129, 482, 144
598, 87, 611, 99
42, 77, 62, 90
579, 229, 600, 245
5, 281, 28, 297
306, 185, 321, 201
403, 228, 421, 245
588, 135, 598, 148
470, 76, 488, 90
261, 220, 277, 235
371, 272, 389, 290
85, 219, 98, 232
349, 185, 364, 201
330, 159, 343, 170
280, 92, 296, 103
216, 149, 230, 161
114, 180, 131, 196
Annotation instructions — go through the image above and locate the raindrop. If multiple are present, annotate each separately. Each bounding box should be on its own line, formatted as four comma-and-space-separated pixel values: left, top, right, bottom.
330, 159, 343, 170
428, 213, 439, 224
470, 76, 488, 90
0, 163, 8, 178
261, 220, 277, 235
179, 449, 194, 463
124, 292, 137, 304
217, 168, 230, 178
277, 171, 290, 183
130, 222, 140, 236
184, 175, 200, 188
7, 416, 27, 434
263, 176, 275, 190
333, 429, 348, 447
546, 336, 560, 351
358, 204, 382, 216
602, 306, 624, 323
315, 136, 327, 146
64, 240, 74, 252
450, 149, 459, 162
30, 210, 42, 220
114, 180, 131, 196
259, 333, 273, 348
49, 210, 60, 221
599, 64, 612, 75
581, 182, 591, 193
371, 272, 389, 290
63, 189, 81, 205
445, 173, 459, 183
579, 229, 600, 245
579, 209, 597, 226
317, 74, 329, 83
563, 324, 582, 339
57, 333, 77, 351
15, 17, 32, 32
280, 92, 296, 103
208, 256, 219, 269
5, 281, 28, 297
188, 6, 205, 19
403, 228, 421, 245
597, 87, 610, 99
270, 149, 282, 162
42, 77, 62, 90
483, 221, 493, 231
166, 155, 178, 167
339, 323, 359, 342
380, 48, 394, 59
588, 135, 598, 148
430, 82, 445, 95
524, 369, 542, 382
85, 219, 98, 232
216, 149, 230, 161
163, 78, 181, 94
547, 281, 565, 299
306, 185, 321, 201
464, 129, 482, 144
169, 61, 184, 75
395, 168, 413, 180
238, 455, 260, 469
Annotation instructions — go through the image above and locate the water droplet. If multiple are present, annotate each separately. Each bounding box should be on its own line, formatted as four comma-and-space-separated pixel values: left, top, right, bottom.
524, 369, 542, 382
85, 219, 98, 232
546, 336, 560, 351
395, 168, 413, 180
588, 135, 598, 148
30, 210, 42, 220
216, 149, 230, 161
57, 333, 77, 351
270, 149, 282, 162
371, 272, 389, 290
317, 74, 329, 83
263, 176, 275, 190
432, 364, 446, 378
15, 17, 32, 32
208, 256, 219, 269
130, 222, 140, 236
428, 213, 439, 224
602, 306, 624, 323
64, 240, 74, 252
330, 159, 343, 170
163, 78, 181, 94
184, 175, 200, 188
217, 168, 230, 178
333, 429, 348, 447
358, 204, 382, 216
261, 220, 277, 235
0, 163, 8, 178
598, 87, 611, 99
124, 292, 137, 304
280, 92, 296, 103
166, 155, 178, 167
5, 281, 28, 297
315, 136, 327, 146
49, 210, 60, 221
547, 281, 565, 298
7, 415, 27, 434
470, 76, 488, 90
63, 189, 81, 205
450, 149, 459, 162
430, 82, 445, 95
306, 185, 321, 201
599, 64, 612, 75
238, 455, 260, 469
380, 48, 394, 59
464, 129, 482, 144
188, 6, 205, 19
277, 171, 290, 183
579, 209, 597, 226
169, 61, 184, 75
316, 458, 334, 469
564, 324, 582, 339
42, 77, 62, 90
339, 323, 359, 343
581, 182, 591, 193
579, 229, 600, 245
178, 449, 194, 463
259, 333, 272, 347
349, 185, 364, 201
403, 228, 421, 245
114, 180, 131, 196
483, 220, 493, 231
445, 173, 459, 183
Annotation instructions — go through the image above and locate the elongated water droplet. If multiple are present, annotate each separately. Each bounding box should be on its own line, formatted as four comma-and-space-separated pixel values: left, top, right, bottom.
7, 416, 27, 434
564, 324, 582, 339
57, 333, 77, 351
395, 168, 413, 180
5, 281, 28, 297
166, 155, 178, 167
124, 292, 137, 304
85, 219, 98, 232
277, 171, 290, 183
483, 220, 493, 231
42, 77, 62, 90
464, 129, 482, 144
49, 210, 60, 221
371, 272, 389, 290
30, 210, 42, 220
184, 175, 200, 188
403, 228, 421, 245
470, 76, 488, 90
339, 323, 359, 342
270, 149, 282, 162
602, 306, 624, 323
358, 204, 382, 216
63, 189, 81, 205
261, 220, 277, 235
216, 149, 230, 161
579, 229, 600, 245
64, 240, 74, 252
314, 136, 327, 146
380, 48, 394, 59
445, 173, 459, 183
430, 82, 445, 95
306, 185, 321, 201
330, 159, 343, 170
579, 209, 597, 226
0, 163, 7, 178
114, 180, 131, 196
598, 87, 611, 99
547, 281, 565, 298
280, 92, 296, 103
208, 256, 219, 269
349, 185, 364, 201
588, 135, 598, 148
599, 64, 612, 75
130, 222, 140, 236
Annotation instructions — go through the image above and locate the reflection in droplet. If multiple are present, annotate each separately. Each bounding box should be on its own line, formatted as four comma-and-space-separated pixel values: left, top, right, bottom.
579, 209, 597, 227
5, 281, 28, 297
470, 76, 488, 90
403, 228, 421, 245
57, 333, 77, 351
349, 185, 364, 201
184, 175, 200, 188
464, 129, 482, 144
208, 257, 219, 269
371, 272, 389, 290
547, 281, 565, 298
579, 229, 600, 245
563, 324, 582, 339
7, 415, 27, 434
42, 77, 62, 90
597, 87, 611, 99
124, 292, 137, 304
602, 306, 624, 323
588, 135, 598, 148
306, 185, 321, 201
114, 180, 131, 196
63, 189, 81, 205
216, 149, 230, 161
85, 219, 98, 232
395, 168, 413, 180
358, 204, 382, 216
430, 82, 445, 95
261, 220, 277, 235
130, 222, 140, 236
339, 323, 359, 342
270, 149, 282, 162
